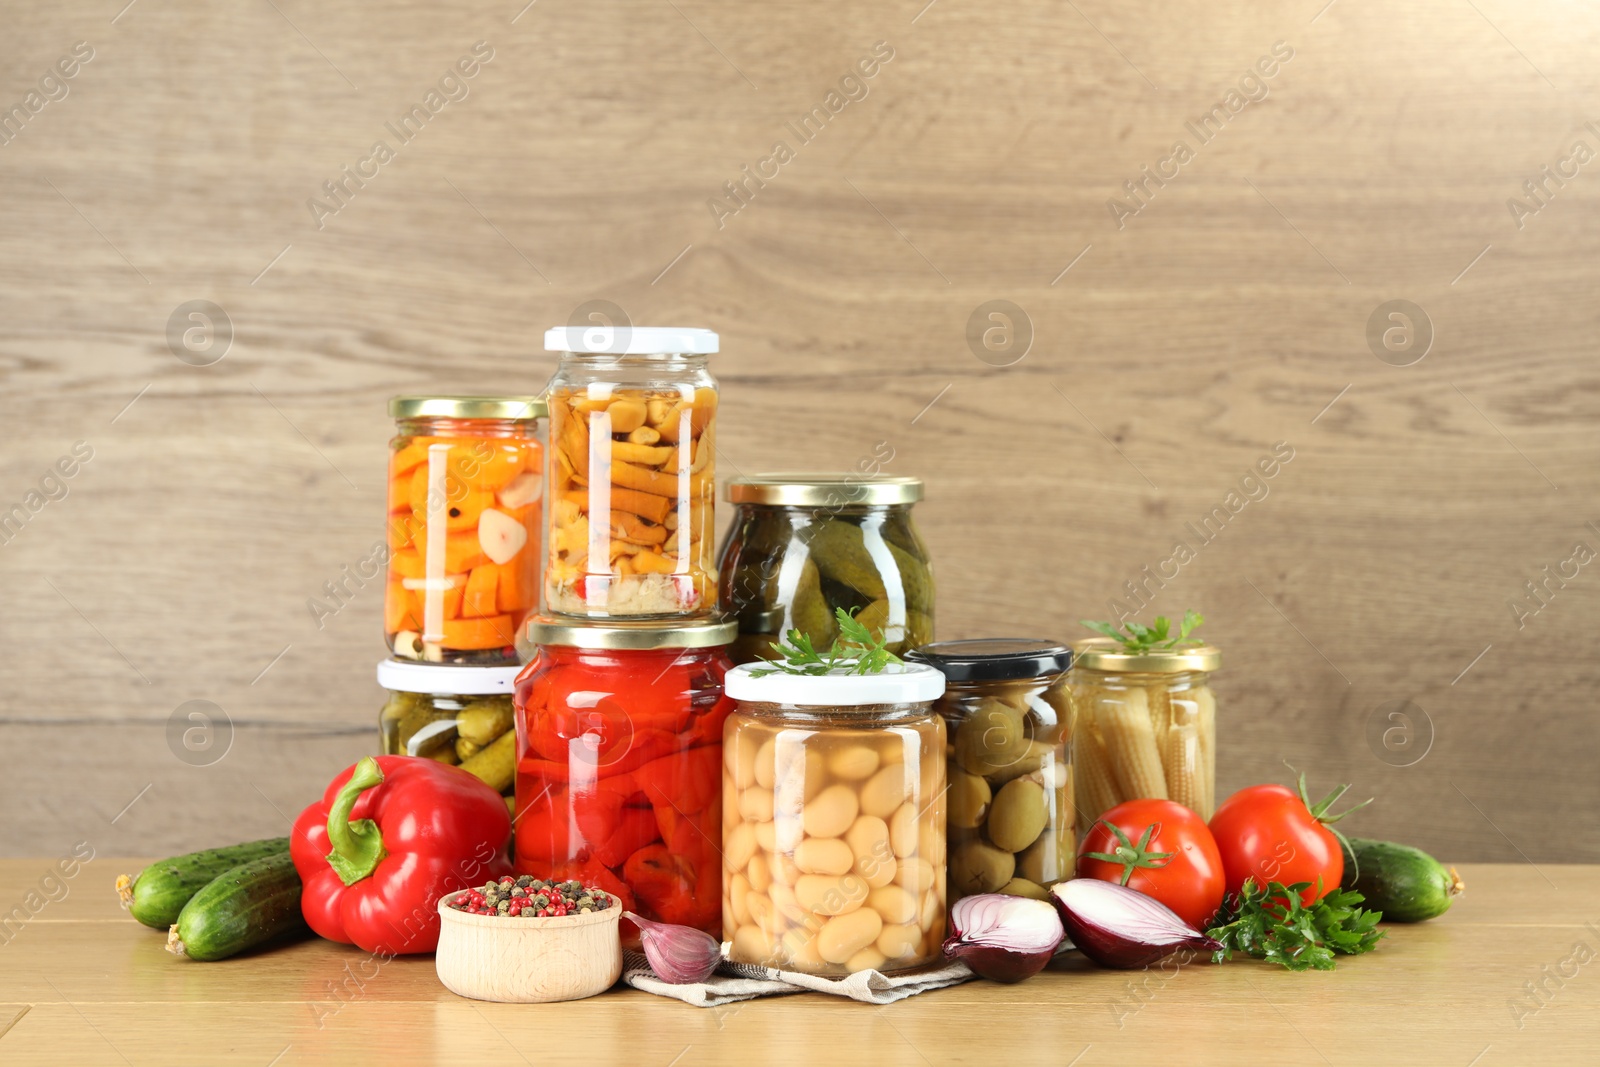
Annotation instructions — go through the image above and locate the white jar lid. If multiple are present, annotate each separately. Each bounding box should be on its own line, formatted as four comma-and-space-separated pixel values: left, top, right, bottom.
724, 662, 945, 707
376, 660, 522, 695
543, 326, 719, 356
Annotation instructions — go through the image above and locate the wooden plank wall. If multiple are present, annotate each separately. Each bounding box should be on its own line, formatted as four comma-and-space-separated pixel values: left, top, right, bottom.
1, 0, 1596, 864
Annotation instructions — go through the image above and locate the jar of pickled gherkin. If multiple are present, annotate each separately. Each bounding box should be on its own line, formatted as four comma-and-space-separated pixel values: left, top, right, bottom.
904, 640, 1074, 903
717, 474, 933, 665
513, 616, 738, 937
1068, 640, 1221, 824
721, 663, 946, 975
376, 660, 521, 797
542, 327, 720, 620
385, 396, 546, 666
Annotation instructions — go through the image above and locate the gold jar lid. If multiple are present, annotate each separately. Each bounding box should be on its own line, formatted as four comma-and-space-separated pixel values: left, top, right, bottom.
389, 395, 548, 421
1072, 638, 1221, 673
525, 615, 738, 651
727, 473, 924, 507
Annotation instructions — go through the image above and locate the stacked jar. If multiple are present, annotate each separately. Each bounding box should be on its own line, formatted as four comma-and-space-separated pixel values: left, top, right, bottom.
716, 474, 934, 664
374, 397, 546, 799
383, 396, 547, 665
513, 327, 736, 938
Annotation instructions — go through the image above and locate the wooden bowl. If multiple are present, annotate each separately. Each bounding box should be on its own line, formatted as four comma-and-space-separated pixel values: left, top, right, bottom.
434, 891, 623, 1003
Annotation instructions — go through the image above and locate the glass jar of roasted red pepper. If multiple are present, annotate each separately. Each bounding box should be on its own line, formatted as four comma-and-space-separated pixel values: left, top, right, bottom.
513, 615, 738, 938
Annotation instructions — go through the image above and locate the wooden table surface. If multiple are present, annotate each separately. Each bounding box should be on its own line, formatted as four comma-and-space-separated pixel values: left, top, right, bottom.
3, 860, 1595, 1066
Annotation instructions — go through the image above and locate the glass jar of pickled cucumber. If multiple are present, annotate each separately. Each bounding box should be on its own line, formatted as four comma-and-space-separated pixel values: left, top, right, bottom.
542, 327, 720, 620
720, 664, 947, 975
513, 616, 738, 937
385, 396, 546, 666
377, 660, 522, 797
1067, 640, 1221, 824
717, 474, 933, 665
904, 639, 1074, 903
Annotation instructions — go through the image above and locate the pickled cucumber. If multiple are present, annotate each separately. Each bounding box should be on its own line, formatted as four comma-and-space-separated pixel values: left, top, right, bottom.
456, 700, 513, 746
790, 558, 839, 649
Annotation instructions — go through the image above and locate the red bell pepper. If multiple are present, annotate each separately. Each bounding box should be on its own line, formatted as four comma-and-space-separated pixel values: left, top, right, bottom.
291, 756, 511, 955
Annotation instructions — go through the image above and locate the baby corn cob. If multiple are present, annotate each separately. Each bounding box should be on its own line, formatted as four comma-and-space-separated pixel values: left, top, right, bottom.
1096, 687, 1168, 801
1164, 701, 1203, 813
1072, 719, 1122, 826
1194, 685, 1217, 818
1147, 685, 1173, 751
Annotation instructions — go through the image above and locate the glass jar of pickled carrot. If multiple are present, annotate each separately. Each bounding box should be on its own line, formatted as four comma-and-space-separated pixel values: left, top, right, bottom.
904, 640, 1074, 904
513, 616, 737, 938
385, 396, 545, 666
717, 474, 933, 665
720, 664, 947, 976
541, 327, 720, 619
1067, 640, 1221, 824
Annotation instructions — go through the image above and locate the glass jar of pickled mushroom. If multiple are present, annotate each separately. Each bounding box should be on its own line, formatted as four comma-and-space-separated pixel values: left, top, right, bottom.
904, 640, 1074, 903
542, 327, 720, 619
1067, 640, 1221, 823
717, 474, 933, 665
385, 396, 546, 665
377, 660, 521, 797
721, 663, 947, 975
513, 616, 737, 937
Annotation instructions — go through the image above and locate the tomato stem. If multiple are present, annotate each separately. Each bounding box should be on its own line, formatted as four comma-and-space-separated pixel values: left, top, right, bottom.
1081, 821, 1176, 886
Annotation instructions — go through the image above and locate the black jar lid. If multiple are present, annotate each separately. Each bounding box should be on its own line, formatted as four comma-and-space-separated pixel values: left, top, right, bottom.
905, 638, 1072, 682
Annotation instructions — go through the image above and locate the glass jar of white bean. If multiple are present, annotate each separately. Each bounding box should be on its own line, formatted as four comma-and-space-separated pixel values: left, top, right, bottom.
720, 664, 946, 975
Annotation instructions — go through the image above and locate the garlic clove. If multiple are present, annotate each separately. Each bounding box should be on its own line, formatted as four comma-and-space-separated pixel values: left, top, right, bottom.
626, 911, 721, 984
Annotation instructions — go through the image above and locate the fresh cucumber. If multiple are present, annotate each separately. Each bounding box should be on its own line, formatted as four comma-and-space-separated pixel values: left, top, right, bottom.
1340, 837, 1464, 922
117, 837, 290, 929
165, 851, 309, 961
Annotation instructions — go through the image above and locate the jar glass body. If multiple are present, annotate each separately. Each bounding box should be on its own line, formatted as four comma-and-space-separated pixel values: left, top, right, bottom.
1067, 667, 1217, 823
717, 501, 933, 664
544, 353, 718, 619
513, 643, 734, 936
937, 676, 1074, 902
378, 688, 516, 796
385, 415, 543, 665
721, 701, 947, 975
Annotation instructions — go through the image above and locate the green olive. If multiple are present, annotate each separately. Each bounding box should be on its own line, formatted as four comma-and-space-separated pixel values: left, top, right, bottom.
947, 769, 992, 829
987, 778, 1048, 852
998, 876, 1052, 901
953, 699, 1027, 776
984, 740, 1057, 784
1016, 818, 1070, 885
950, 838, 1015, 897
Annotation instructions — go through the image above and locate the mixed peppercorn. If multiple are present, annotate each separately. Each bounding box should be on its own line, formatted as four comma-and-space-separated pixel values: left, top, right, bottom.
448, 876, 615, 918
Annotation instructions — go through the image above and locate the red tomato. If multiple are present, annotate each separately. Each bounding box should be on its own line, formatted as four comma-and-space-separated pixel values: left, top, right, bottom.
1076, 799, 1225, 930
1208, 783, 1345, 906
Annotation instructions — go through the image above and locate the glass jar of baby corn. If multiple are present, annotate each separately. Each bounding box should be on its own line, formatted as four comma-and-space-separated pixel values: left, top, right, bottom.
1067, 640, 1220, 824
720, 663, 947, 975
542, 326, 720, 619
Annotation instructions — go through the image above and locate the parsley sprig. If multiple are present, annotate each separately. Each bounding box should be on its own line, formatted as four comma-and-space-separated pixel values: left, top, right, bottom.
1080, 609, 1204, 652
750, 607, 903, 677
1205, 878, 1385, 971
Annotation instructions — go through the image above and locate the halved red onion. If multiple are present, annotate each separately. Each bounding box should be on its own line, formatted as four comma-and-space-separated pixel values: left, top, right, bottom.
942, 893, 1065, 983
1050, 879, 1221, 969
625, 911, 721, 984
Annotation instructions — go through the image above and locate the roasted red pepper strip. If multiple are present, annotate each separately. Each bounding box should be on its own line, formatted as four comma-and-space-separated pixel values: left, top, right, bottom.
633, 745, 722, 816
291, 756, 511, 955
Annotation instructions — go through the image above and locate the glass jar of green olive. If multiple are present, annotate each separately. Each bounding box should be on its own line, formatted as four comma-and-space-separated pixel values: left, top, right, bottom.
905, 640, 1075, 904
717, 474, 933, 665
376, 660, 520, 797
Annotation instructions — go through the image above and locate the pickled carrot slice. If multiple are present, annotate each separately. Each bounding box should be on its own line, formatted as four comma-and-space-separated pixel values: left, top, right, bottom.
461, 564, 499, 618
442, 613, 514, 650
